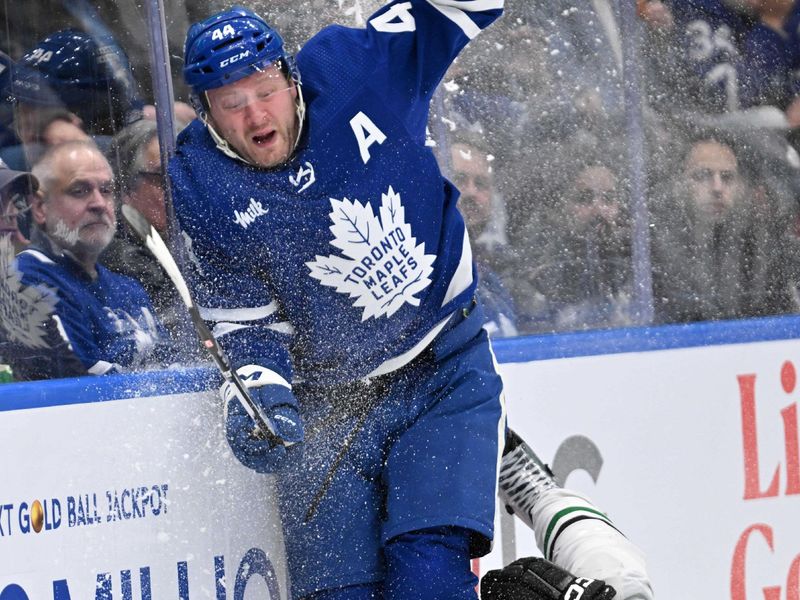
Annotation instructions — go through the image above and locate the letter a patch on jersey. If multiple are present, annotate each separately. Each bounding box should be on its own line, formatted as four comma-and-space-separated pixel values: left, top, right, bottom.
306, 186, 436, 321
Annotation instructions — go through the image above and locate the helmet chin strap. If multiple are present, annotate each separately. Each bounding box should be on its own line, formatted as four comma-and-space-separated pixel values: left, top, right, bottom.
291, 84, 307, 155
201, 83, 306, 168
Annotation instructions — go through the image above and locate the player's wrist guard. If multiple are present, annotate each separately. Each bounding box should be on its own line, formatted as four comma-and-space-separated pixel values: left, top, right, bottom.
481, 557, 616, 600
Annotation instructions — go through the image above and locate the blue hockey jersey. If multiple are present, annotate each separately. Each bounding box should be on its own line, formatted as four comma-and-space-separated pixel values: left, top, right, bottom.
738, 1, 800, 110
668, 0, 753, 112
169, 0, 503, 386
14, 233, 166, 375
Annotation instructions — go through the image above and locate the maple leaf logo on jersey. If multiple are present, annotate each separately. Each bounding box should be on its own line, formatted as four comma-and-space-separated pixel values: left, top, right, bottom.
0, 236, 59, 348
307, 186, 436, 321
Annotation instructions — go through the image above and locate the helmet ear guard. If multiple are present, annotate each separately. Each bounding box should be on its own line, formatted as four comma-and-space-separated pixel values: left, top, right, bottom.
188, 90, 208, 121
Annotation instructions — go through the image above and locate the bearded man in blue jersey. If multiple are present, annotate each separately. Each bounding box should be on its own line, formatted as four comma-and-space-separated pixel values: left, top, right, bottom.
170, 3, 653, 599
12, 141, 167, 377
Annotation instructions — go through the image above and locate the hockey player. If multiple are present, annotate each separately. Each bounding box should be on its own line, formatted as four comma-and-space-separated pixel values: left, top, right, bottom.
170, 3, 652, 598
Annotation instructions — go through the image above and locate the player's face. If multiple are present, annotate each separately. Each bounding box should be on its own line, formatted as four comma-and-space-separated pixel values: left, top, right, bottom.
35, 146, 116, 259
451, 143, 493, 234
684, 141, 741, 223
206, 66, 299, 168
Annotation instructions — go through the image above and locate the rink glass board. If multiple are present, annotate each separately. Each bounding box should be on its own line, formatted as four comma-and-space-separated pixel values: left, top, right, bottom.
0, 372, 290, 600
2, 315, 800, 598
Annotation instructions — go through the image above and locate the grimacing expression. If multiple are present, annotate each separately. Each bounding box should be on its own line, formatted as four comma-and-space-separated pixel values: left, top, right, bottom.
35, 146, 116, 258
206, 65, 299, 168
684, 141, 741, 223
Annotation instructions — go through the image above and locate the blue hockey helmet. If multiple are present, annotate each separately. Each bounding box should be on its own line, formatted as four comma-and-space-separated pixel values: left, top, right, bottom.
17, 29, 136, 101
12, 29, 142, 131
183, 6, 298, 94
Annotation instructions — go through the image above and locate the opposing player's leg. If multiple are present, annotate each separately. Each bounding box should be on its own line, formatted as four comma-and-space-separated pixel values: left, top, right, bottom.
499, 430, 654, 599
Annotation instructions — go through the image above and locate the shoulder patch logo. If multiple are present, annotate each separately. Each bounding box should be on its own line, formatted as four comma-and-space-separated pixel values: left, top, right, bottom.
306, 186, 436, 321
289, 161, 316, 192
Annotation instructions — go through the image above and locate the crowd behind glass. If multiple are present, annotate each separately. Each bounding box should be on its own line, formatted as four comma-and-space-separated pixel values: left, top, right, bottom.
2, 0, 800, 380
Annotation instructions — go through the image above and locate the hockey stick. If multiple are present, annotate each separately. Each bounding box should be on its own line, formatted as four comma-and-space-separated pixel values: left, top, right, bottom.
121, 204, 287, 447
305, 423, 545, 524
304, 405, 372, 522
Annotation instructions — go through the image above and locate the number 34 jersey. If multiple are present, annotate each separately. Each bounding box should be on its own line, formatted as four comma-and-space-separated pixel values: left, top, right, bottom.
169, 0, 503, 386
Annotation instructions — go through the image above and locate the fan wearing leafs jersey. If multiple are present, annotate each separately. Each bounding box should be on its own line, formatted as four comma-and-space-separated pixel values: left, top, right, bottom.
665, 0, 754, 112
170, 2, 648, 599
11, 142, 166, 377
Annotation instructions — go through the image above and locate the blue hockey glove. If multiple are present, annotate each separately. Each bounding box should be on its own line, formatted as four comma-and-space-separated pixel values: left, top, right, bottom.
222, 366, 304, 473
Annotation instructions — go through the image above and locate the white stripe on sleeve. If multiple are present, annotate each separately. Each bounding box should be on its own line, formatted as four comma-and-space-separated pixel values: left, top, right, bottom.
198, 302, 278, 323
425, 0, 483, 38
441, 225, 473, 306
429, 0, 504, 12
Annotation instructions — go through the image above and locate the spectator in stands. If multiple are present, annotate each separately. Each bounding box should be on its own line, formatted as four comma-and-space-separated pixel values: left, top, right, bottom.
660, 0, 800, 124
0, 160, 34, 254
440, 6, 560, 255
34, 109, 91, 147
638, 0, 675, 32
737, 0, 800, 126
661, 0, 752, 114
447, 132, 519, 338
106, 119, 168, 235
142, 100, 197, 126
650, 133, 789, 322
103, 118, 187, 337
12, 140, 168, 376
15, 107, 91, 170
541, 0, 672, 122
0, 160, 88, 380
2, 28, 143, 172
0, 51, 19, 151
517, 145, 636, 332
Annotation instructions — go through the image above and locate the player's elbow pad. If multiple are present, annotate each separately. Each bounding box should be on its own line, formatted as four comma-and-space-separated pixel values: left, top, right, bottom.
530, 488, 654, 600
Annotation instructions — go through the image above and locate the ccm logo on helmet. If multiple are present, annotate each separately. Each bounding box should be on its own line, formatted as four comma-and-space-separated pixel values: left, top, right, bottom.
220, 51, 251, 68
212, 24, 237, 40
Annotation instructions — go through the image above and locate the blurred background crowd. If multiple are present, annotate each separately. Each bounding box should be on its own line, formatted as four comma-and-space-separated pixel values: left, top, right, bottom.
2, 0, 800, 380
